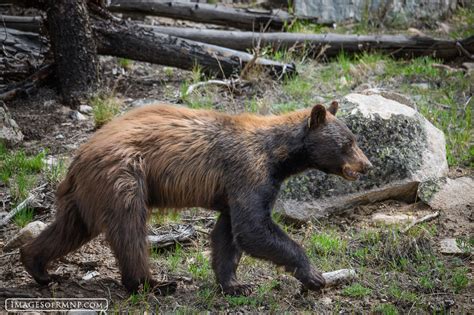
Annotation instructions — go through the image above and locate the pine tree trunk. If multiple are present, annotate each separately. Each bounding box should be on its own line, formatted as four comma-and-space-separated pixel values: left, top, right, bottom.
46, 0, 99, 108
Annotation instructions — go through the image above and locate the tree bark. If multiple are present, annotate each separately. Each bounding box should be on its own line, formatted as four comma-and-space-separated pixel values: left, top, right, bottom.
45, 0, 99, 107
108, 0, 295, 31
92, 19, 296, 78
0, 28, 45, 87
142, 26, 474, 60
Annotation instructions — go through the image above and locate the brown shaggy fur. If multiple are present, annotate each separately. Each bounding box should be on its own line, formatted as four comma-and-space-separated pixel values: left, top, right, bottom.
20, 102, 372, 296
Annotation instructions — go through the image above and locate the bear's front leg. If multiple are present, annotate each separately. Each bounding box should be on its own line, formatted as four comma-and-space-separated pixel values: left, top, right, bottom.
229, 193, 326, 292
211, 213, 253, 296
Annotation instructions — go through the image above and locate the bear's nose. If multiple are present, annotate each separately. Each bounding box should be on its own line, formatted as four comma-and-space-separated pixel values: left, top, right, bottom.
362, 161, 373, 174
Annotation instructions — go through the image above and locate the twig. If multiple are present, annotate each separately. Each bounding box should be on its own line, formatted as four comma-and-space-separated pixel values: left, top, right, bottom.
0, 183, 46, 227
456, 41, 474, 59
180, 79, 242, 99
0, 194, 35, 227
432, 63, 462, 73
402, 211, 440, 233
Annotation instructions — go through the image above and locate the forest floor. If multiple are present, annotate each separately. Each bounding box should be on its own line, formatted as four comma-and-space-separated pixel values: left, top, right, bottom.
0, 7, 473, 314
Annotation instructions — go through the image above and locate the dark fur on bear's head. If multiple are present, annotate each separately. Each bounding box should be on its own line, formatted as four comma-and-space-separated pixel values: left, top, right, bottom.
304, 101, 372, 180
20, 101, 372, 297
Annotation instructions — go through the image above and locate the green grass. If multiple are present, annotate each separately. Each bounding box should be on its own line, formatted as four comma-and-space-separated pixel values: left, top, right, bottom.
450, 7, 474, 39
308, 230, 348, 270
117, 58, 133, 70
0, 143, 45, 184
342, 283, 372, 298
188, 250, 211, 281
196, 286, 218, 309
45, 157, 68, 186
13, 207, 34, 228
451, 267, 469, 293
374, 303, 399, 315
180, 65, 218, 110
90, 95, 122, 128
0, 143, 46, 227
309, 231, 347, 257
387, 284, 419, 304
165, 244, 184, 272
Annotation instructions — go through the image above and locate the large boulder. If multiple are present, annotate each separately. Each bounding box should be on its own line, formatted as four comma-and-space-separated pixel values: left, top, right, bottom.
276, 93, 448, 221
418, 177, 474, 211
0, 105, 23, 147
294, 0, 457, 25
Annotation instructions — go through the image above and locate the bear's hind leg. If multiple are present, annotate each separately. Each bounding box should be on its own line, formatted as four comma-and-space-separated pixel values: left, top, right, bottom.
211, 214, 250, 296
21, 205, 96, 285
105, 202, 177, 295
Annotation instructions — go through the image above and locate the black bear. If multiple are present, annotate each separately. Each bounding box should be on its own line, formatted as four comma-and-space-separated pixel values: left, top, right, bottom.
21, 101, 372, 296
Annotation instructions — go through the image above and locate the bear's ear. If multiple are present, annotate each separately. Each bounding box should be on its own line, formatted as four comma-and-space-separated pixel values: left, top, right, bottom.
328, 101, 339, 115
309, 104, 326, 129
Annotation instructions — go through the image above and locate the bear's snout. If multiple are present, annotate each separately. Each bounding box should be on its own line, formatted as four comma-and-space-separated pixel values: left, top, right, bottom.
360, 159, 373, 174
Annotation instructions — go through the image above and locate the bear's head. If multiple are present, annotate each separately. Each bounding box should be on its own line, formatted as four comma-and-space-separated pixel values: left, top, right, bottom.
304, 101, 372, 180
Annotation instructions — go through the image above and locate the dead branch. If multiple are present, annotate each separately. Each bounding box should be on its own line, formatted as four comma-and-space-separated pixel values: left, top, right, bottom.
108, 0, 297, 31
0, 64, 54, 101
180, 78, 244, 99
0, 184, 46, 226
0, 195, 35, 227
147, 224, 196, 248
402, 211, 440, 233
322, 269, 357, 287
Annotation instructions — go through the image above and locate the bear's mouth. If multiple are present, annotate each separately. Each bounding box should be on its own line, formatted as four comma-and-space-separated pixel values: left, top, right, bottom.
342, 167, 360, 181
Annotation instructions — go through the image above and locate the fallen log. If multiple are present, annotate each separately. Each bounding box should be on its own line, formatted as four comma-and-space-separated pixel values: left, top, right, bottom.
92, 19, 296, 78
0, 15, 42, 32
108, 0, 298, 31
144, 26, 474, 60
147, 224, 196, 249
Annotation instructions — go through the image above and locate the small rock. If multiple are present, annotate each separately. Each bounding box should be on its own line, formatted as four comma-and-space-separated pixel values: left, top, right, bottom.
0, 106, 24, 146
44, 156, 58, 168
407, 28, 425, 36
437, 22, 451, 34
313, 96, 326, 104
202, 250, 212, 260
411, 83, 429, 90
78, 105, 93, 115
69, 110, 87, 121
43, 100, 56, 108
439, 238, 463, 255
355, 83, 372, 92
462, 62, 474, 75
55, 134, 65, 140
130, 98, 159, 108
3, 221, 47, 252
321, 297, 332, 305
82, 270, 100, 281
372, 213, 415, 225
339, 76, 348, 86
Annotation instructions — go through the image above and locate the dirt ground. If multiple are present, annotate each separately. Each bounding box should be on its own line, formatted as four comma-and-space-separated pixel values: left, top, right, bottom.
1, 54, 473, 313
